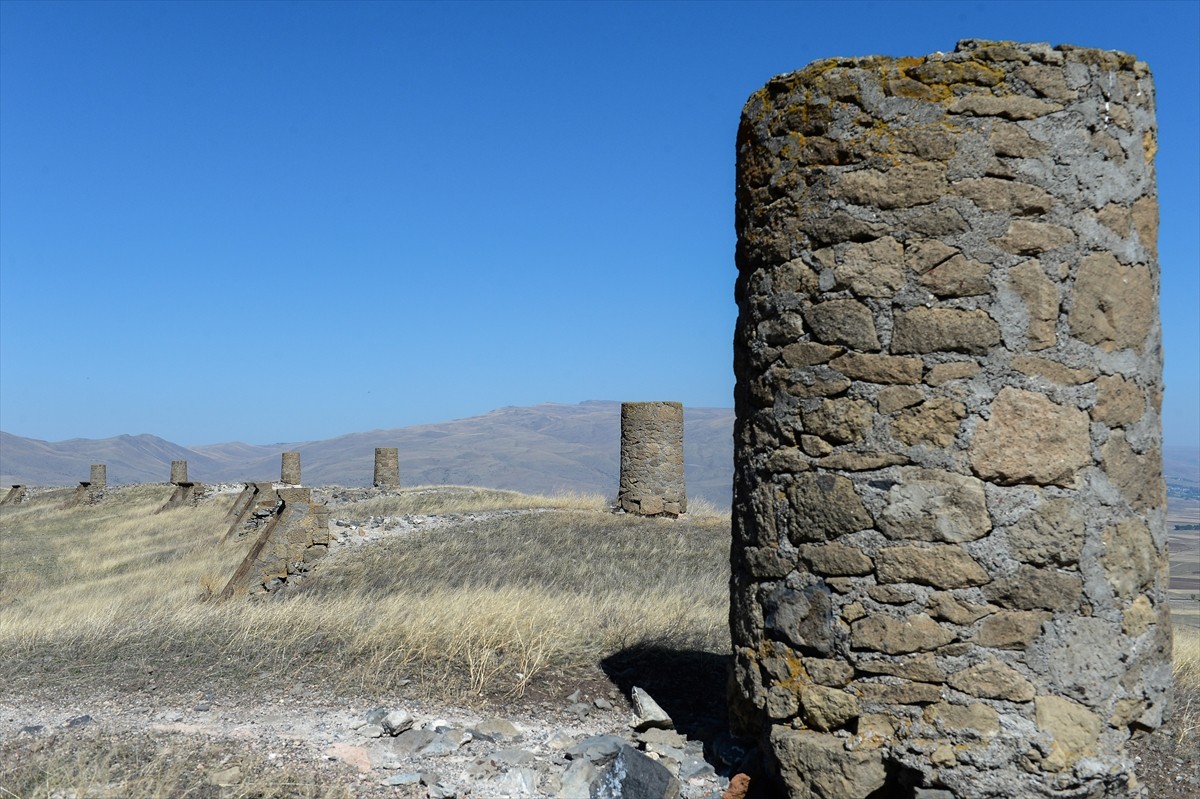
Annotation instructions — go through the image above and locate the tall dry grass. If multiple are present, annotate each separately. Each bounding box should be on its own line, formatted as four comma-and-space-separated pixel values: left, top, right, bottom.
0, 484, 729, 701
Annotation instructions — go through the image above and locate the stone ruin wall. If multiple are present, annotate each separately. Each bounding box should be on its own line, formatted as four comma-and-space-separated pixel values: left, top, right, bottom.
219, 485, 330, 599
731, 41, 1169, 798
374, 447, 400, 489
89, 464, 106, 488
171, 460, 189, 484
618, 401, 687, 516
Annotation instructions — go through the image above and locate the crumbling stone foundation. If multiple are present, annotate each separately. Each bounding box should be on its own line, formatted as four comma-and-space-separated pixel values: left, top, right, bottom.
618, 401, 687, 516
731, 40, 1169, 799
0, 485, 26, 506
374, 447, 400, 489
281, 451, 301, 485
219, 486, 331, 599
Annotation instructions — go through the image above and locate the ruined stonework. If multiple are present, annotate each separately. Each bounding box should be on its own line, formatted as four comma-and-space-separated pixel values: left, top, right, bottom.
731, 41, 1168, 799
89, 464, 106, 488
618, 401, 687, 516
0, 485, 26, 506
219, 486, 331, 599
281, 451, 301, 485
170, 460, 188, 484
374, 447, 400, 489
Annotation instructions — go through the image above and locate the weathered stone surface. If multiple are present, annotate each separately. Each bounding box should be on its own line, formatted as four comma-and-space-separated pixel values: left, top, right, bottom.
878, 469, 991, 542
1035, 696, 1101, 772
917, 254, 992, 298
857, 652, 946, 683
905, 239, 958, 273
802, 399, 875, 444
800, 435, 834, 457
891, 398, 967, 447
804, 657, 855, 688
852, 680, 944, 705
1101, 519, 1156, 598
950, 95, 1063, 119
948, 660, 1034, 702
925, 361, 980, 386
850, 613, 954, 655
1101, 431, 1163, 511
781, 342, 843, 368
1122, 595, 1157, 636
990, 122, 1045, 157
833, 237, 905, 297
927, 592, 996, 625
969, 388, 1090, 486
877, 385, 924, 413
770, 728, 887, 799
829, 353, 922, 384
816, 452, 908, 471
764, 584, 835, 654
800, 543, 873, 576
1068, 253, 1155, 352
783, 374, 853, 398
924, 702, 1000, 737
800, 685, 860, 731
954, 178, 1053, 215
1011, 355, 1093, 385
971, 610, 1051, 650
982, 564, 1082, 612
1009, 260, 1059, 350
786, 473, 873, 542
832, 163, 946, 209
1092, 374, 1144, 426
805, 300, 880, 351
876, 545, 989, 588
1131, 195, 1158, 258
1006, 498, 1085, 567
892, 308, 1000, 355
992, 220, 1075, 254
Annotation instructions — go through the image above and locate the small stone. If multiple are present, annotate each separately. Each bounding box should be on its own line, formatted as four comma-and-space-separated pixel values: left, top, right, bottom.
834, 236, 906, 297
567, 735, 628, 762
953, 177, 1053, 215
1007, 498, 1085, 566
924, 702, 1000, 737
891, 398, 967, 448
925, 361, 980, 386
970, 388, 1091, 486
950, 95, 1063, 119
991, 122, 1045, 157
1101, 518, 1157, 598
802, 398, 875, 444
983, 564, 1082, 612
800, 685, 860, 731
992, 220, 1075, 254
1010, 260, 1060, 350
800, 542, 873, 576
856, 652, 946, 683
816, 453, 908, 471
636, 728, 687, 748
892, 307, 1000, 356
1122, 595, 1156, 636
1068, 252, 1155, 352
878, 385, 924, 413
852, 680, 944, 705
971, 610, 1051, 650
1101, 431, 1163, 511
878, 468, 991, 543
786, 473, 873, 542
594, 697, 613, 710
770, 728, 886, 799
876, 545, 990, 589
781, 342, 843, 368
631, 686, 673, 731
805, 299, 881, 351
382, 710, 414, 736
928, 592, 997, 625
1092, 374, 1144, 426
475, 718, 522, 741
918, 254, 993, 297
590, 745, 681, 799
948, 659, 1036, 701
830, 352, 922, 384
850, 613, 955, 654
832, 163, 947, 209
1035, 695, 1102, 772
803, 657, 855, 687
1011, 355, 1094, 385
866, 585, 914, 604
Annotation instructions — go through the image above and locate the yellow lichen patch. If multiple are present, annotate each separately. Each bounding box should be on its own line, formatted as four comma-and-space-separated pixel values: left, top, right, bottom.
1142, 129, 1158, 166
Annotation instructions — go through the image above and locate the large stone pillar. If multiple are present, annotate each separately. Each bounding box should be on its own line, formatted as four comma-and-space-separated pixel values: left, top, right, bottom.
374, 447, 400, 489
618, 401, 686, 516
280, 452, 301, 485
731, 40, 1168, 799
170, 460, 188, 484
89, 464, 107, 488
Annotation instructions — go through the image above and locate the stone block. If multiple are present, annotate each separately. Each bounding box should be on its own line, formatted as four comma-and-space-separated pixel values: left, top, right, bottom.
969, 388, 1090, 486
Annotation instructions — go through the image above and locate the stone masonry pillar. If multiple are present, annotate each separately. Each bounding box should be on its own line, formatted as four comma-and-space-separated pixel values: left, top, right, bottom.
618, 401, 686, 516
89, 464, 107, 488
170, 460, 188, 484
280, 452, 301, 485
731, 40, 1168, 799
374, 447, 400, 489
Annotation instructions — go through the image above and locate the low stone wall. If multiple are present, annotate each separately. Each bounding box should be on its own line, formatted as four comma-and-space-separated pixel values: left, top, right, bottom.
617, 401, 687, 516
731, 40, 1168, 799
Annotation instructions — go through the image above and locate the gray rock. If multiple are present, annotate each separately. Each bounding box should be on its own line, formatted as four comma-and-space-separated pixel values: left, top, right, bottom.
493, 767, 539, 797
490, 748, 537, 768
594, 697, 613, 710
567, 702, 592, 719
364, 706, 388, 725
427, 782, 457, 799
566, 735, 628, 762
558, 760, 601, 799
382, 772, 422, 786
635, 728, 687, 748
590, 745, 681, 799
389, 728, 439, 755
474, 718, 522, 741
359, 724, 384, 739
630, 687, 673, 731
382, 709, 414, 736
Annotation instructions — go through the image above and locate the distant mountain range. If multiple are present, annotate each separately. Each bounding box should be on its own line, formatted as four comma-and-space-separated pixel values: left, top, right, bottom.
3, 401, 1197, 509
0, 401, 736, 508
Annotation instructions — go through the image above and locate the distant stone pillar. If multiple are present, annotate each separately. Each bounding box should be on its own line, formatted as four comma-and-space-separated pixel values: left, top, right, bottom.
618, 401, 686, 516
89, 464, 107, 488
374, 448, 400, 488
170, 460, 188, 484
280, 452, 301, 484
731, 41, 1167, 799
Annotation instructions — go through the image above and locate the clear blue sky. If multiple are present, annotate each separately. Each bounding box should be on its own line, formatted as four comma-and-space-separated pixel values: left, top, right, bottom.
1, 0, 1196, 447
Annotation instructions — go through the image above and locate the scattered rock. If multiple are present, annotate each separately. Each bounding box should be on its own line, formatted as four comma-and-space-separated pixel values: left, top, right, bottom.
630, 687, 673, 731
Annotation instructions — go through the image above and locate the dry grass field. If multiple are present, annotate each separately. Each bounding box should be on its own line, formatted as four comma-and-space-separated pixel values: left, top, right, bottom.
0, 484, 1196, 798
